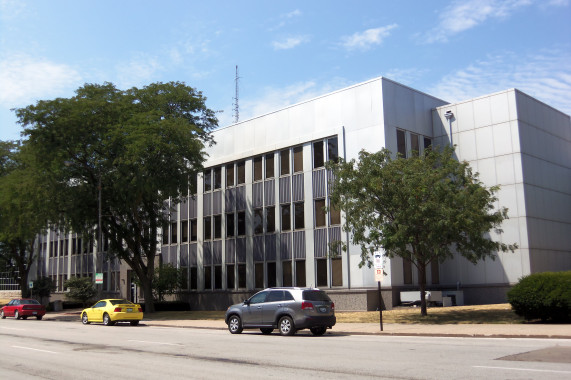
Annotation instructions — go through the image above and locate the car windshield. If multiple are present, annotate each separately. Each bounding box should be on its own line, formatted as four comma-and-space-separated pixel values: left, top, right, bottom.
21, 299, 40, 305
109, 299, 133, 305
302, 290, 331, 302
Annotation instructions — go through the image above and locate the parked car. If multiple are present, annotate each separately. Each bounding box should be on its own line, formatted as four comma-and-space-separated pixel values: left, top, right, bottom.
225, 287, 336, 336
1, 298, 46, 320
81, 299, 143, 326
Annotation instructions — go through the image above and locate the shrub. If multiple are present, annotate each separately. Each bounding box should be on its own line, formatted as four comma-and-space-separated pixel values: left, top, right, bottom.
64, 277, 97, 306
507, 271, 571, 322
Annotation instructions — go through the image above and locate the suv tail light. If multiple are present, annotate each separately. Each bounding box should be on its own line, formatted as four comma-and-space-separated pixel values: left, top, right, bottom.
331, 302, 335, 310
301, 301, 314, 310
114, 307, 122, 312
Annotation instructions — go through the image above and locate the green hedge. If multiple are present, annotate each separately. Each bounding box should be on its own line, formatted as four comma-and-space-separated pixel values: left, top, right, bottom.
507, 271, 570, 322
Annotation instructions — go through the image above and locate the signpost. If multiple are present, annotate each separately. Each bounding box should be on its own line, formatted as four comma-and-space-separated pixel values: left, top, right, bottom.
374, 252, 383, 331
95, 273, 104, 285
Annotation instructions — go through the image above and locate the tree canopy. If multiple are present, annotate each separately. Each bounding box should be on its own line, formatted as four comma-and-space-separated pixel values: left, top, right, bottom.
15, 81, 217, 312
327, 146, 517, 315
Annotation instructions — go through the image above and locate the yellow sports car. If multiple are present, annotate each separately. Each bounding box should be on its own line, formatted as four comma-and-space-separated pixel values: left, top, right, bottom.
81, 299, 143, 326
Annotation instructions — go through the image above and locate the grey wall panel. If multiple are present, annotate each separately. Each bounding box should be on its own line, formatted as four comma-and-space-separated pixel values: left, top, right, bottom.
314, 228, 327, 258
213, 191, 222, 215
226, 239, 235, 263
213, 241, 222, 265
265, 234, 276, 261
313, 169, 326, 199
189, 244, 197, 266
293, 231, 305, 259
236, 186, 246, 211
203, 243, 212, 266
236, 237, 246, 263
189, 197, 197, 219
254, 236, 264, 262
264, 180, 275, 206
180, 198, 189, 220
180, 244, 188, 266
253, 182, 263, 208
279, 177, 291, 204
292, 173, 304, 202
328, 226, 342, 256
203, 193, 212, 216
281, 233, 292, 259
225, 189, 235, 212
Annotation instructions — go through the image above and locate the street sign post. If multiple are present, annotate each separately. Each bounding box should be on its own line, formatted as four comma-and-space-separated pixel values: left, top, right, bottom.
374, 252, 384, 331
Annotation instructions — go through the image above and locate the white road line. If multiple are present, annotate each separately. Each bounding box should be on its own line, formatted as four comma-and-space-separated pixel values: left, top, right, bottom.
12, 345, 57, 354
473, 366, 571, 374
0, 327, 26, 331
128, 339, 183, 346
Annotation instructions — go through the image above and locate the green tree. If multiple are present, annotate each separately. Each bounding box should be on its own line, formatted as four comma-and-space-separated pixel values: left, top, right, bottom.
327, 146, 517, 316
152, 263, 184, 301
33, 276, 56, 305
64, 277, 97, 306
0, 141, 49, 298
15, 81, 217, 312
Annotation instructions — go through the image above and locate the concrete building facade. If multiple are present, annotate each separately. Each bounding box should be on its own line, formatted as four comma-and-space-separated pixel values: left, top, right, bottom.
26, 77, 571, 310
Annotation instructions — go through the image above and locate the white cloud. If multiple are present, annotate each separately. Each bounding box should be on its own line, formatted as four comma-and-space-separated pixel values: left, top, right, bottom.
272, 35, 310, 50
341, 24, 398, 51
0, 54, 81, 107
429, 49, 571, 115
383, 68, 429, 86
268, 9, 303, 31
0, 0, 28, 22
116, 55, 163, 89
422, 0, 567, 43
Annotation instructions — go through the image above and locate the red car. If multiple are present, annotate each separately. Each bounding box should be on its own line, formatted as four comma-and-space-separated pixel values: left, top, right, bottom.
1, 298, 46, 320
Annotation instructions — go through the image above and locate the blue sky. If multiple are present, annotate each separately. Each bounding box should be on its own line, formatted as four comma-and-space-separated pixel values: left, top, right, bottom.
1, 0, 570, 141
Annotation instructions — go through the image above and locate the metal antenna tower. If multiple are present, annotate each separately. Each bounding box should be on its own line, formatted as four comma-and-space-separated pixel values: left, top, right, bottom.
232, 65, 240, 123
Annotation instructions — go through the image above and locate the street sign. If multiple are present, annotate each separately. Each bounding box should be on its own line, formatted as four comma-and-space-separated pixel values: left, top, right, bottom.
29, 281, 34, 289
374, 251, 383, 282
95, 273, 103, 284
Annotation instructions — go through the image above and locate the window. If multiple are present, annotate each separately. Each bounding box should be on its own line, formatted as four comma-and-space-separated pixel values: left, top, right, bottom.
227, 264, 235, 289
403, 257, 412, 284
226, 164, 234, 187
237, 161, 245, 185
237, 211, 246, 236
424, 137, 432, 151
328, 137, 339, 163
332, 257, 342, 286
313, 140, 324, 168
397, 129, 406, 157
190, 267, 198, 290
181, 267, 188, 290
295, 260, 306, 287
293, 146, 303, 173
214, 215, 222, 239
162, 225, 169, 244
267, 262, 276, 287
281, 204, 291, 231
253, 208, 263, 235
253, 156, 263, 182
329, 201, 341, 225
294, 202, 304, 230
213, 167, 222, 189
214, 266, 222, 289
190, 219, 197, 242
181, 220, 188, 243
204, 266, 212, 289
204, 217, 212, 240
204, 170, 212, 192
170, 222, 177, 244
280, 149, 290, 176
315, 199, 326, 227
410, 133, 419, 157
282, 260, 292, 287
226, 213, 235, 237
316, 259, 327, 287
266, 206, 275, 233
238, 264, 246, 288
255, 262, 264, 288
265, 153, 274, 178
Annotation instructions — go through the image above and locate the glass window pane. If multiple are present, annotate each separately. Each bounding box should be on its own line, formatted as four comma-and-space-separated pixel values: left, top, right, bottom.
424, 137, 432, 151
295, 260, 306, 287
204, 217, 212, 240
254, 156, 263, 181
214, 167, 222, 189
293, 146, 303, 173
190, 267, 197, 290
214, 266, 222, 289
294, 202, 304, 230
410, 133, 419, 157
226, 164, 234, 187
316, 259, 327, 287
214, 215, 221, 239
237, 211, 246, 236
253, 208, 263, 235
265, 153, 274, 178
226, 213, 235, 237
328, 137, 339, 163
280, 149, 290, 176
190, 219, 197, 241
181, 220, 188, 242
204, 266, 212, 289
329, 201, 341, 225
282, 260, 292, 287
315, 199, 326, 227
227, 264, 235, 289
332, 258, 342, 286
266, 206, 275, 233
237, 161, 245, 184
313, 141, 324, 168
204, 170, 212, 192
281, 204, 291, 231
255, 262, 264, 289
267, 262, 276, 287
397, 129, 406, 158
238, 264, 246, 288
170, 222, 177, 244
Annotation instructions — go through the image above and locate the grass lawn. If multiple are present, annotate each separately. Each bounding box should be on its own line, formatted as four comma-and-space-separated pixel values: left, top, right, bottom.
147, 304, 524, 324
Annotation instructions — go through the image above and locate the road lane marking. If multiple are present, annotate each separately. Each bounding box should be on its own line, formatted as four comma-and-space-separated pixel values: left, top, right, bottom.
0, 327, 26, 331
473, 366, 571, 374
128, 339, 183, 346
12, 345, 57, 354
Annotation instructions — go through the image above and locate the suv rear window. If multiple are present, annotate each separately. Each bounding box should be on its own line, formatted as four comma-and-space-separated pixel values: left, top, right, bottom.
302, 290, 331, 302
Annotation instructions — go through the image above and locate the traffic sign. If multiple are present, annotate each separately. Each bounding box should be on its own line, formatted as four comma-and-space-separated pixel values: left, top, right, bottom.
95, 273, 103, 284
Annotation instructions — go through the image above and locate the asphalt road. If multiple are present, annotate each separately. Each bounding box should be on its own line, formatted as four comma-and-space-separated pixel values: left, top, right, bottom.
1, 319, 570, 379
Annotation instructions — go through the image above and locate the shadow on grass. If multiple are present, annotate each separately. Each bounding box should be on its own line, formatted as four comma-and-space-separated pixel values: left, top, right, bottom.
390, 309, 525, 324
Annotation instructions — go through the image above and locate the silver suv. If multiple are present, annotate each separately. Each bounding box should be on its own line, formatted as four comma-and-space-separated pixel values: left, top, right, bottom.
225, 287, 336, 336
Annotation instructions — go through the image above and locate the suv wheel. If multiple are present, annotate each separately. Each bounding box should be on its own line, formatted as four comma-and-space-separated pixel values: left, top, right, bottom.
228, 315, 243, 334
279, 316, 296, 336
310, 326, 327, 336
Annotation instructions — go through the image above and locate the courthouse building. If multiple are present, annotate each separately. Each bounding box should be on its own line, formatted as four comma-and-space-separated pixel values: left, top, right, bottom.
31, 77, 571, 310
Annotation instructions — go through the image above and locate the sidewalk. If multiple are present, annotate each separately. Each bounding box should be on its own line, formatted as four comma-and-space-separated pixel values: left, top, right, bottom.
43, 310, 571, 339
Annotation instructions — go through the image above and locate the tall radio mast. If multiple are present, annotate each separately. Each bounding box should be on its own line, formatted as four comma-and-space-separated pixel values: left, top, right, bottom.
232, 65, 240, 123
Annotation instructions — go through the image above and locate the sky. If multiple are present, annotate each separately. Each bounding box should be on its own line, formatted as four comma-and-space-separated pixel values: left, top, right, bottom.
1, 0, 570, 141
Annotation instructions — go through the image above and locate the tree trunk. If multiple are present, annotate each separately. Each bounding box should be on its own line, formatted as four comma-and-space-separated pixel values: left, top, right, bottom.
140, 276, 155, 313
419, 263, 427, 317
